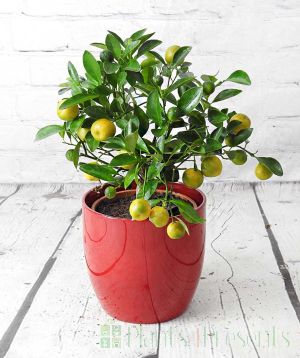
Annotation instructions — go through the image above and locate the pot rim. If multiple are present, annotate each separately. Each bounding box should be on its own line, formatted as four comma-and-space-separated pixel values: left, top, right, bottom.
83, 183, 206, 223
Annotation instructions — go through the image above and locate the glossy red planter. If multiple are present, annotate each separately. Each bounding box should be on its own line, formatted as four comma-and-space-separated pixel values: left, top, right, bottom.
82, 183, 206, 323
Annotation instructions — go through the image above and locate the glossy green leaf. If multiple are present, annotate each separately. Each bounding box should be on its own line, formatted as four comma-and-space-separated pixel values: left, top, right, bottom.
84, 105, 107, 118
130, 28, 147, 41
171, 199, 205, 224
35, 125, 63, 141
68, 61, 79, 82
125, 131, 138, 152
124, 166, 136, 189
90, 42, 107, 49
172, 46, 191, 67
80, 163, 116, 181
104, 136, 126, 150
148, 50, 165, 64
105, 34, 122, 59
213, 89, 242, 103
146, 90, 162, 126
108, 30, 124, 46
124, 58, 141, 72
59, 94, 98, 109
85, 132, 99, 152
257, 157, 283, 176
103, 61, 120, 74
134, 106, 149, 137
70, 116, 85, 133
232, 128, 253, 146
110, 153, 137, 166
83, 51, 101, 83
136, 136, 150, 153
136, 40, 162, 58
164, 76, 194, 97
226, 70, 251, 85
178, 87, 202, 114
208, 108, 228, 126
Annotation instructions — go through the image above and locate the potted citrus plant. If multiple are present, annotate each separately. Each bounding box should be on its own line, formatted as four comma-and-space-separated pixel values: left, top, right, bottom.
36, 29, 283, 323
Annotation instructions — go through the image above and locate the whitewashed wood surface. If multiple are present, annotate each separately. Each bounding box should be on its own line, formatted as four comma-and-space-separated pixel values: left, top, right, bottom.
0, 183, 299, 358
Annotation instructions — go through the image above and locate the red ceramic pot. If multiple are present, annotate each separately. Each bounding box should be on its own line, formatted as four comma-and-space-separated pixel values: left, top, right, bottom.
82, 183, 206, 323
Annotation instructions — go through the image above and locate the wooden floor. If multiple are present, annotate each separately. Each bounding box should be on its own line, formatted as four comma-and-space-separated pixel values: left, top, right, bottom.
0, 182, 299, 358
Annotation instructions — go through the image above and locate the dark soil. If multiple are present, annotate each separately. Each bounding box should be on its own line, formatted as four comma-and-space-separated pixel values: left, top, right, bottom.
95, 192, 189, 219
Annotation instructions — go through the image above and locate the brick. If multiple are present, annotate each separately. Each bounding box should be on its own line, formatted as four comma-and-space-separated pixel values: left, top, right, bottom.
0, 54, 30, 85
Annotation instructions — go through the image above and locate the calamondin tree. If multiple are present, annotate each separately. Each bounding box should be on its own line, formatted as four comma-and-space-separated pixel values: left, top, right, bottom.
36, 29, 283, 239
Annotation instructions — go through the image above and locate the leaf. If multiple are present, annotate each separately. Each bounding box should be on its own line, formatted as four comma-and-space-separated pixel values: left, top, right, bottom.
104, 137, 125, 150
83, 51, 101, 83
124, 166, 136, 189
94, 85, 112, 96
35, 125, 63, 141
226, 120, 242, 133
146, 90, 162, 126
108, 30, 124, 46
177, 130, 200, 144
124, 58, 141, 72
211, 127, 226, 142
134, 106, 149, 137
70, 116, 85, 133
59, 94, 98, 109
178, 87, 202, 114
117, 71, 127, 87
123, 40, 140, 57
171, 199, 205, 224
58, 88, 70, 95
84, 105, 107, 118
144, 180, 159, 200
105, 34, 122, 59
201, 74, 217, 83
176, 217, 190, 235
79, 163, 116, 181
164, 76, 194, 97
125, 131, 138, 152
136, 136, 150, 153
232, 128, 253, 146
172, 46, 192, 67
226, 70, 251, 85
103, 61, 120, 74
85, 132, 99, 152
257, 157, 283, 176
148, 50, 166, 64
213, 89, 242, 103
90, 42, 107, 49
68, 61, 79, 82
110, 153, 137, 167
130, 28, 147, 41
136, 40, 162, 58
204, 138, 223, 152
208, 108, 228, 126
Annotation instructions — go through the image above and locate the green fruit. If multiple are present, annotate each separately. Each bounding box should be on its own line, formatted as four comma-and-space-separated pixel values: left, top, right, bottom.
231, 150, 247, 165
100, 50, 114, 62
203, 81, 215, 95
104, 186, 117, 199
167, 107, 178, 121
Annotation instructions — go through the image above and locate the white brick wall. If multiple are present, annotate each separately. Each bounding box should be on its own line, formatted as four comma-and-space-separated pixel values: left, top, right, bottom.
0, 0, 299, 183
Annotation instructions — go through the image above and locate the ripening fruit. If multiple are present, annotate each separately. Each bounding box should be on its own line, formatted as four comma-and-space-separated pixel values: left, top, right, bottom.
105, 186, 117, 199
129, 199, 151, 221
57, 99, 79, 121
203, 81, 215, 95
255, 163, 273, 180
167, 221, 186, 239
231, 150, 247, 165
77, 127, 90, 141
149, 206, 170, 228
83, 162, 98, 181
182, 168, 204, 189
201, 156, 223, 177
91, 118, 116, 141
165, 45, 180, 64
230, 113, 251, 134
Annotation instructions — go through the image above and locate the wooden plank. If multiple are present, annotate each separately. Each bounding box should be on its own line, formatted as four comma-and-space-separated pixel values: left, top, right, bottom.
5, 212, 159, 358
159, 183, 300, 358
0, 184, 89, 356
254, 182, 300, 314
